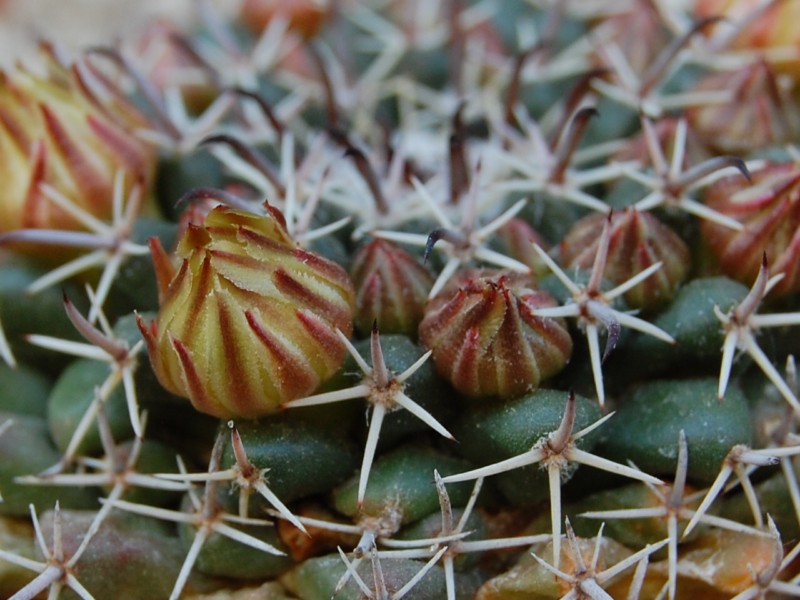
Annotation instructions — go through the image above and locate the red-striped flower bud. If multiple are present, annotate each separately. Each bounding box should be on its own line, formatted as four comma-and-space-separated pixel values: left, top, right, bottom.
701, 163, 800, 297
419, 270, 572, 399
686, 61, 795, 154
350, 239, 434, 337
560, 209, 690, 312
138, 203, 355, 419
0, 47, 155, 234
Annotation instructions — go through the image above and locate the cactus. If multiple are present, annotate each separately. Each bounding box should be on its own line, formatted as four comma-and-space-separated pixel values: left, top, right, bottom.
2, 1, 800, 598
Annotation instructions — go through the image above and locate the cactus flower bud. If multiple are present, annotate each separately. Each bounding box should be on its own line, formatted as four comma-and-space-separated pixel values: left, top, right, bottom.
560, 209, 690, 312
492, 218, 551, 282
685, 61, 796, 154
138, 203, 355, 419
695, 0, 800, 75
701, 162, 800, 297
0, 47, 155, 234
419, 270, 572, 399
350, 239, 434, 337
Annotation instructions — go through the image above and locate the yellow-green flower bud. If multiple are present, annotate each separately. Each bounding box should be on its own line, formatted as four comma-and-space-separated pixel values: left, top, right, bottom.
0, 47, 155, 234
138, 204, 355, 419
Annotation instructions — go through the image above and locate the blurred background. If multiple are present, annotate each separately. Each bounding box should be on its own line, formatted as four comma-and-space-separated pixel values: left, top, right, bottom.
0, 0, 236, 67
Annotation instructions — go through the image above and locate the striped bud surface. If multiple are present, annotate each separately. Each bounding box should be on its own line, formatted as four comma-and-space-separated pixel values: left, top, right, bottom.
350, 238, 434, 337
686, 61, 795, 155
0, 48, 155, 233
701, 162, 800, 297
139, 204, 355, 419
419, 269, 572, 399
560, 209, 690, 312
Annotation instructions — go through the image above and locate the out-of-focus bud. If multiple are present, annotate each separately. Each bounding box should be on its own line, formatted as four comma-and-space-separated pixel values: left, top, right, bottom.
138, 203, 355, 419
587, 0, 671, 76
0, 46, 156, 233
350, 238, 434, 338
492, 218, 550, 281
695, 0, 800, 75
701, 162, 800, 297
560, 209, 690, 312
418, 269, 572, 399
686, 61, 798, 154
